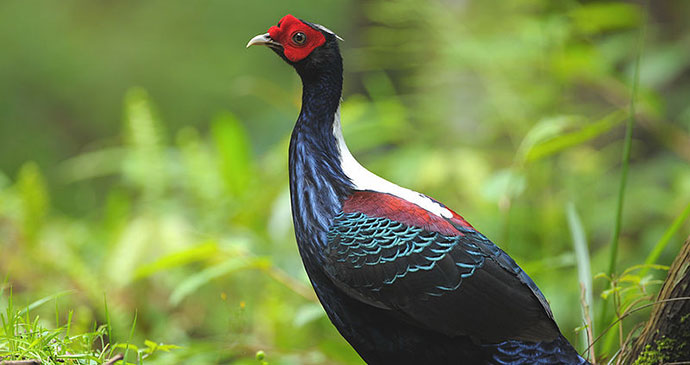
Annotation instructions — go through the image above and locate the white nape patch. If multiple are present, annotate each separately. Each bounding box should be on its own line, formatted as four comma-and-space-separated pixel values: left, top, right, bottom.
332, 106, 452, 219
313, 23, 344, 41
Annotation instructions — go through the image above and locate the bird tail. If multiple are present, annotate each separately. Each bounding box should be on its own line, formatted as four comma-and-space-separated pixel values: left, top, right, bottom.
482, 334, 590, 364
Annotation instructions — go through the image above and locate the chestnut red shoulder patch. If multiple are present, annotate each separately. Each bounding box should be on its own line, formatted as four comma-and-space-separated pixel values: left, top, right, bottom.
342, 191, 474, 236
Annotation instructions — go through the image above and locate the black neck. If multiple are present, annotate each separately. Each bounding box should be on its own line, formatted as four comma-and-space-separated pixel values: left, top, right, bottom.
297, 61, 343, 120
288, 46, 353, 261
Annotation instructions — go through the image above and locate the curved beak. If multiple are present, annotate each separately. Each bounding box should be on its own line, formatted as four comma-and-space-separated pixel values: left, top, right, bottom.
246, 33, 282, 48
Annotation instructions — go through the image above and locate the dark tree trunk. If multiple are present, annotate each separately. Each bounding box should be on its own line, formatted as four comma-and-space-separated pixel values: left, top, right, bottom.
622, 236, 690, 364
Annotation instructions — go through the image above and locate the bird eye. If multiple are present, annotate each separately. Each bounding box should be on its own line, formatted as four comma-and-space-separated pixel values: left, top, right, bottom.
292, 32, 307, 45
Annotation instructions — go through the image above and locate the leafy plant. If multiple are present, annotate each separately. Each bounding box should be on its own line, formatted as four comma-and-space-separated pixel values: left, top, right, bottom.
0, 287, 177, 364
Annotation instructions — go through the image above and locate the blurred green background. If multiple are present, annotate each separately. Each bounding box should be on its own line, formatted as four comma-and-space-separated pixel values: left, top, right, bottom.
1, 0, 689, 363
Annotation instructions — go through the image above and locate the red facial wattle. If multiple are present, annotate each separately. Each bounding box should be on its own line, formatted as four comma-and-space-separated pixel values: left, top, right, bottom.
268, 14, 326, 62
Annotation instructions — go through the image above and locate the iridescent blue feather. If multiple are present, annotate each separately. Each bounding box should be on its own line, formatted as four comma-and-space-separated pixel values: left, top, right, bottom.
326, 212, 485, 296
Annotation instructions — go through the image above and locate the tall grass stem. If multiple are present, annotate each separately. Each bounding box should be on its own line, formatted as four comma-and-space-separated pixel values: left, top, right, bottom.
597, 2, 647, 347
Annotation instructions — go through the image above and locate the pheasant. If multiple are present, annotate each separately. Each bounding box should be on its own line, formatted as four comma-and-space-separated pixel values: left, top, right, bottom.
248, 14, 589, 364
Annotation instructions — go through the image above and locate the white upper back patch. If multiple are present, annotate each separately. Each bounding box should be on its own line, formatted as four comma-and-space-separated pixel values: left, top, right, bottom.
332, 106, 452, 219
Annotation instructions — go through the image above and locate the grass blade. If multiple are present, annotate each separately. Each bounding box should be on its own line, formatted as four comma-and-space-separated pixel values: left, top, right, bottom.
640, 202, 690, 277
124, 310, 138, 364
169, 256, 270, 306
567, 202, 594, 358
104, 294, 113, 347
18, 290, 73, 317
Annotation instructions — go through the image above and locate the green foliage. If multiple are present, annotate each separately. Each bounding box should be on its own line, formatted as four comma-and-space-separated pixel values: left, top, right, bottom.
212, 112, 253, 197
594, 264, 668, 356
1, 1, 689, 363
15, 162, 49, 244
569, 2, 643, 35
0, 288, 176, 364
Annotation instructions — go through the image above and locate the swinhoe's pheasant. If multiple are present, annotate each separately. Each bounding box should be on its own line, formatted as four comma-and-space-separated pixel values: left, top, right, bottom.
248, 14, 589, 365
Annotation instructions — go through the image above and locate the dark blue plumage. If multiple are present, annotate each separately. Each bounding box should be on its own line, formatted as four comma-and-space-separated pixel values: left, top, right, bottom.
248, 14, 590, 364
484, 335, 589, 364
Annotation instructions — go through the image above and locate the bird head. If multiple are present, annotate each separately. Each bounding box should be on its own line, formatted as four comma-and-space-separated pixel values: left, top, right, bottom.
247, 15, 342, 71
